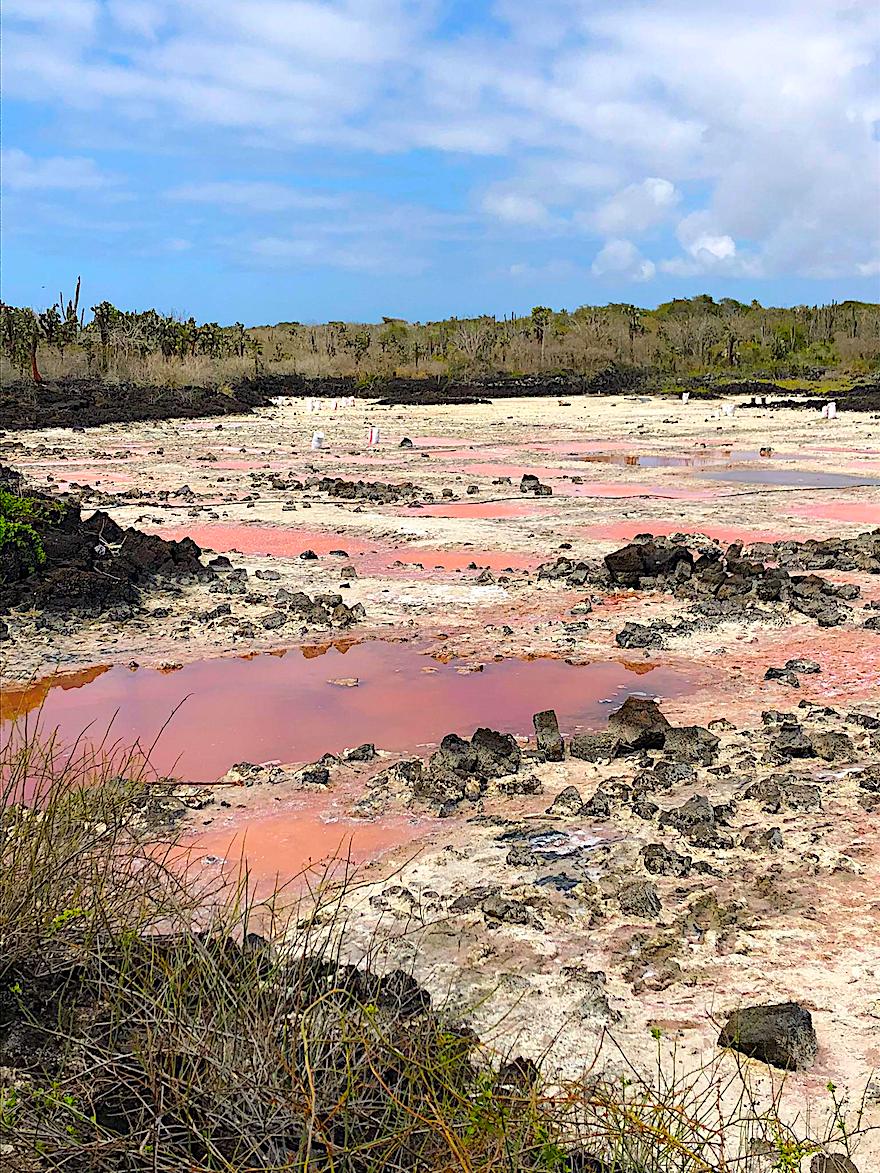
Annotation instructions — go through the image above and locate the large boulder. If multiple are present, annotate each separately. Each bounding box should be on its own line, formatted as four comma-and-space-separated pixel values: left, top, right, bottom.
471, 727, 521, 777
604, 540, 694, 587
569, 732, 621, 762
717, 1002, 817, 1070
607, 696, 670, 750
426, 727, 520, 790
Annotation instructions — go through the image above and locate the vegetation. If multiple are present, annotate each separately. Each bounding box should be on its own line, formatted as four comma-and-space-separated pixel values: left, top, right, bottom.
0, 489, 63, 572
0, 720, 871, 1171
2, 285, 878, 387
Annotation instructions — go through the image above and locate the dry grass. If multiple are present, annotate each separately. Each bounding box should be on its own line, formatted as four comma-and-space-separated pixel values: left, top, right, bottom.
0, 718, 872, 1171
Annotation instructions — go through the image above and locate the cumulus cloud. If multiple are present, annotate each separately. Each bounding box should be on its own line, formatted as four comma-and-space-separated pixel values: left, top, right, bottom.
591, 239, 655, 281
593, 177, 679, 235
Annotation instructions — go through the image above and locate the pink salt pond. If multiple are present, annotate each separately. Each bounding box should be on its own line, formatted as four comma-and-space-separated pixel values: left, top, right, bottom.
4, 642, 690, 782
153, 524, 539, 573
183, 799, 431, 899
784, 501, 880, 525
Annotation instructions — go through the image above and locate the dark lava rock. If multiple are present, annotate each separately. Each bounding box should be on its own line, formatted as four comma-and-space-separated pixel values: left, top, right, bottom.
783, 782, 822, 811
717, 1002, 817, 1070
344, 743, 376, 762
520, 473, 552, 496
771, 723, 815, 759
581, 789, 613, 818
607, 696, 670, 750
686, 822, 734, 849
811, 731, 856, 762
0, 467, 210, 615
615, 621, 664, 649
641, 843, 692, 877
569, 732, 621, 762
533, 709, 564, 761
765, 667, 801, 687
659, 794, 715, 833
399, 437, 414, 448
662, 725, 720, 765
743, 826, 784, 851
425, 727, 521, 801
0, 372, 277, 431
786, 658, 821, 674
306, 764, 334, 786
547, 785, 584, 817
497, 774, 544, 796
618, 880, 662, 919
481, 894, 536, 926
471, 726, 522, 777
604, 539, 693, 587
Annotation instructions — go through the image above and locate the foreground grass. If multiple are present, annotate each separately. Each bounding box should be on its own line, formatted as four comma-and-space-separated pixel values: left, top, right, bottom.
0, 719, 870, 1171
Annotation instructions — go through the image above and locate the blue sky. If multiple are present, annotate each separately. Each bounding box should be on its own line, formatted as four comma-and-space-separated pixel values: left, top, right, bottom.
2, 0, 879, 324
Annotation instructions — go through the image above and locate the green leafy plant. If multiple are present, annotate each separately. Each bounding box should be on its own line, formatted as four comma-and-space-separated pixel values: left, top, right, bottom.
0, 488, 62, 571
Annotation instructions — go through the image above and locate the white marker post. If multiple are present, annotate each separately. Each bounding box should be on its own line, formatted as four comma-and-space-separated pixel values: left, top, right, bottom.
311, 431, 324, 450
367, 425, 380, 446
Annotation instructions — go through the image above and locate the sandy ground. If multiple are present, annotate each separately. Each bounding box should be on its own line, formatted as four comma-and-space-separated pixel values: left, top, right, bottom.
3, 392, 880, 1160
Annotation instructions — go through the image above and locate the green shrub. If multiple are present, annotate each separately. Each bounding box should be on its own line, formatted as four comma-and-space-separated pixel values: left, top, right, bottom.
0, 489, 63, 571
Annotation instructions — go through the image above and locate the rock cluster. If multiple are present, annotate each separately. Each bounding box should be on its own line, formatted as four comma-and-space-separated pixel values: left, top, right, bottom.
260, 588, 365, 631
1, 466, 210, 615
520, 473, 553, 497
313, 476, 424, 504
539, 532, 879, 629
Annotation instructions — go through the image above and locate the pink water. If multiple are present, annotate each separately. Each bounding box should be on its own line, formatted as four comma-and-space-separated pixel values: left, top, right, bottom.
784, 501, 880, 524
3, 643, 689, 782
152, 524, 539, 573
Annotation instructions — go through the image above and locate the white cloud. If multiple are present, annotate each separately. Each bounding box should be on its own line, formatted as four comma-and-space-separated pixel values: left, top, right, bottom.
2, 0, 878, 284
593, 177, 679, 235
166, 181, 344, 213
481, 189, 549, 225
1, 148, 112, 191
591, 238, 655, 281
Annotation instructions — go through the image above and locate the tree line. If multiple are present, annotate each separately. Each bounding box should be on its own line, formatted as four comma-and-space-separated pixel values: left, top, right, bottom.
2, 285, 878, 384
